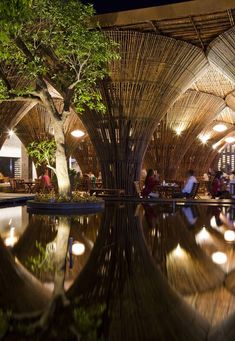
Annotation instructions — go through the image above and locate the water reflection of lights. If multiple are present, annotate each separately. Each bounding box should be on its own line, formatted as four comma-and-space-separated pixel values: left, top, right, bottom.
210, 216, 222, 231
172, 244, 186, 258
224, 230, 235, 242
212, 251, 227, 264
4, 227, 18, 247
72, 242, 85, 256
195, 226, 211, 245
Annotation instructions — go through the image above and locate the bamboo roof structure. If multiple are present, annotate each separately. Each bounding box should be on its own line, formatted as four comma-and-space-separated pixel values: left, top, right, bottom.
1, 1, 235, 182
144, 90, 225, 178
96, 0, 235, 49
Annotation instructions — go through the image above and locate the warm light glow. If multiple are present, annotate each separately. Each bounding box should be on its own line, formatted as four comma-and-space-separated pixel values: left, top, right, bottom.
212, 251, 227, 264
72, 242, 85, 256
71, 130, 85, 138
224, 230, 235, 242
195, 226, 211, 244
213, 124, 227, 132
225, 136, 235, 143
175, 128, 182, 136
199, 134, 210, 144
8, 130, 14, 137
172, 243, 185, 257
4, 227, 18, 247
210, 216, 218, 229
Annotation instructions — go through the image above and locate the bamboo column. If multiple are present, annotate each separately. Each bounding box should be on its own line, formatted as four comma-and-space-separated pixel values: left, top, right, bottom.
80, 31, 208, 194
144, 90, 225, 179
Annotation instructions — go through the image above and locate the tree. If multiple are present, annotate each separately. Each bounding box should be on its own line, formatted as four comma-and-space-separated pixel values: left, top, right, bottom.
27, 139, 56, 174
0, 0, 119, 196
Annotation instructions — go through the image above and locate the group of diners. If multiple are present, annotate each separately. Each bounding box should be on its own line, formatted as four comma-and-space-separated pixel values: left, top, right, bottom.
141, 169, 197, 199
141, 168, 235, 199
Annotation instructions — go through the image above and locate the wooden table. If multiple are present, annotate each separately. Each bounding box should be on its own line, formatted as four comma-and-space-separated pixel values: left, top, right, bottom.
156, 184, 179, 198
90, 188, 125, 197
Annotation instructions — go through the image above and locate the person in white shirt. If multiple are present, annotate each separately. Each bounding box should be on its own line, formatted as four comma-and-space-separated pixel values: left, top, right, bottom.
173, 170, 197, 198
182, 170, 198, 194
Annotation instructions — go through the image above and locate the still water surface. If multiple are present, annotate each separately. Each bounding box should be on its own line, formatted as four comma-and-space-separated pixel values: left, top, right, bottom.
1, 202, 235, 339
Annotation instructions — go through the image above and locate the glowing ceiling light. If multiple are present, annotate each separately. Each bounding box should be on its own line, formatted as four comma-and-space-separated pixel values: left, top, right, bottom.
71, 130, 85, 138
199, 134, 210, 144
175, 128, 182, 136
8, 130, 14, 137
225, 136, 235, 143
72, 242, 85, 256
213, 124, 227, 132
224, 230, 235, 242
211, 251, 227, 264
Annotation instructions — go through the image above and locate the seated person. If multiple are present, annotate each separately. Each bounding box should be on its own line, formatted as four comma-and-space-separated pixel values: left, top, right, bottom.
173, 169, 197, 198
211, 170, 227, 198
141, 169, 160, 198
41, 169, 53, 192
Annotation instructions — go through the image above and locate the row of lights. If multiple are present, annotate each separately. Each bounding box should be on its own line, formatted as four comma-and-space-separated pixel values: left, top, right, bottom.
8, 129, 85, 137
175, 123, 235, 149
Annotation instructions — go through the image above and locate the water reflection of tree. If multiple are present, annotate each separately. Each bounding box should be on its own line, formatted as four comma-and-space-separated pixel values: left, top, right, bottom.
3, 212, 102, 339
68, 203, 209, 341
0, 237, 50, 314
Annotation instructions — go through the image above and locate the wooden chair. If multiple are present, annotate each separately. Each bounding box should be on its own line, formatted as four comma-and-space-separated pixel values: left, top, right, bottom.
188, 182, 200, 199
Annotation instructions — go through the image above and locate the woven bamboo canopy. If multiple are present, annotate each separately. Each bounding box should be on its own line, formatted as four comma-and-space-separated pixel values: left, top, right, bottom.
0, 1, 235, 187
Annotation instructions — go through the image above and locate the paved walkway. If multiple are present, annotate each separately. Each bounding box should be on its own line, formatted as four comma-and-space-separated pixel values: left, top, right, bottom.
0, 192, 35, 205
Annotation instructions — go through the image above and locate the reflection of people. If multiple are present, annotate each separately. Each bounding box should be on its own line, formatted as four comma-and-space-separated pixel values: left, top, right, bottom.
41, 169, 53, 191
141, 169, 159, 198
182, 206, 198, 225
173, 170, 197, 198
143, 204, 158, 229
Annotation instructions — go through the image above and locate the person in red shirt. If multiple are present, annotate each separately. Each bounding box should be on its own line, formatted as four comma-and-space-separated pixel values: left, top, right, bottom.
141, 169, 159, 198
41, 169, 53, 192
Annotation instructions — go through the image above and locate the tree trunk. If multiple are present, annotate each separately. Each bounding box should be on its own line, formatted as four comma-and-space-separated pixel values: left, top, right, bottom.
53, 120, 71, 196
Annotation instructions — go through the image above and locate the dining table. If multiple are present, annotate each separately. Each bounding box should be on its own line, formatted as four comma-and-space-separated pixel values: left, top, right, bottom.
156, 183, 180, 198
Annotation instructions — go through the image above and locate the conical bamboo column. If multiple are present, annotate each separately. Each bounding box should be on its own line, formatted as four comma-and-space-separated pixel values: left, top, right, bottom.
80, 31, 208, 194
144, 90, 225, 179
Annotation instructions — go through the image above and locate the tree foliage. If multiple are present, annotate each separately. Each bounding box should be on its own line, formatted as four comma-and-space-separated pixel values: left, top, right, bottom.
27, 139, 56, 171
0, 0, 119, 112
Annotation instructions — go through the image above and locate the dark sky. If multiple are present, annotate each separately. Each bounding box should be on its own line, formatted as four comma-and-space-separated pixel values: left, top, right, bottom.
82, 0, 192, 14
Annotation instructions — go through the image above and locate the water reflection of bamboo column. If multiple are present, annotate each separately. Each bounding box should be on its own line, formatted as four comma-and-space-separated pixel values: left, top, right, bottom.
68, 203, 209, 341
0, 237, 51, 313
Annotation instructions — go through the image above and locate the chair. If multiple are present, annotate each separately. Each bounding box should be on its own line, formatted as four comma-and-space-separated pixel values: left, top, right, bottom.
188, 182, 200, 199
134, 181, 142, 197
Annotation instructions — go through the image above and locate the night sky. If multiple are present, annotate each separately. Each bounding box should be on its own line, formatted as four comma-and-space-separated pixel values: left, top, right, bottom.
82, 0, 192, 14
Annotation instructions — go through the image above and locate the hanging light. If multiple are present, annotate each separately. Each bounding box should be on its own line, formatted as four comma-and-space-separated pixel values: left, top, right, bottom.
8, 129, 14, 137
211, 251, 227, 264
213, 124, 228, 132
71, 130, 85, 138
199, 134, 210, 144
225, 136, 235, 143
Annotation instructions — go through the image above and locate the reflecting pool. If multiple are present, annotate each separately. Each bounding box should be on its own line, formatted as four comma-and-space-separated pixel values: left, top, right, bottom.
1, 202, 235, 340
